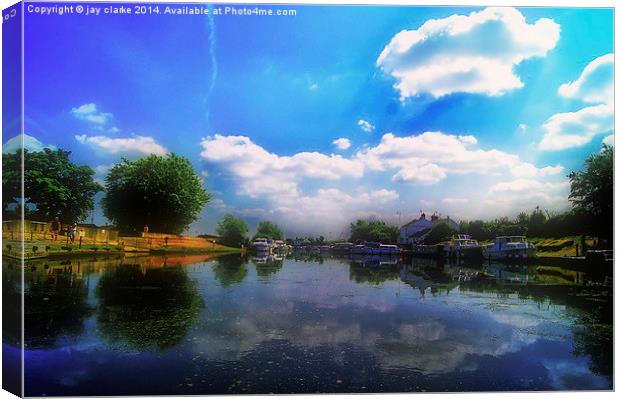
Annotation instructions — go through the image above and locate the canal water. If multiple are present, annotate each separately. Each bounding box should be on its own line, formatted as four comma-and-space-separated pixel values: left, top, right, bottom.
3, 252, 613, 395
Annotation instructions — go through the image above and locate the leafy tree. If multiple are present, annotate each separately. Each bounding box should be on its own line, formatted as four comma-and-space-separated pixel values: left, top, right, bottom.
350, 219, 399, 243
252, 221, 284, 240
424, 221, 457, 244
101, 154, 210, 234
527, 206, 547, 237
216, 214, 248, 247
2, 148, 102, 222
568, 144, 613, 243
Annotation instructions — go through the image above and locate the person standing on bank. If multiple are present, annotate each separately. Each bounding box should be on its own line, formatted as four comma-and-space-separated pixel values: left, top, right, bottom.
68, 224, 77, 243
51, 217, 62, 241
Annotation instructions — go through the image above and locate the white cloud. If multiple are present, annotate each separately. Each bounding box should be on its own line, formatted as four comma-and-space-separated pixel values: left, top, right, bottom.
558, 53, 613, 104
540, 54, 614, 151
92, 164, 113, 185
309, 83, 319, 91
200, 135, 363, 199
377, 7, 559, 98
602, 134, 614, 146
75, 134, 168, 157
539, 104, 613, 151
2, 134, 56, 154
71, 103, 113, 126
357, 119, 375, 133
199, 135, 399, 235
518, 123, 527, 132
486, 178, 570, 213
332, 138, 351, 150
199, 132, 564, 234
357, 132, 562, 185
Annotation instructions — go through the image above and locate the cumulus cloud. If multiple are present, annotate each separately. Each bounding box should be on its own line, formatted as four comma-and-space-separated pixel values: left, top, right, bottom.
75, 134, 168, 157
358, 119, 375, 133
200, 135, 400, 235
332, 137, 351, 150
540, 54, 614, 151
539, 104, 613, 151
558, 54, 613, 104
377, 7, 560, 98
2, 133, 56, 154
357, 131, 563, 185
602, 134, 614, 146
486, 178, 570, 213
199, 132, 565, 234
71, 103, 113, 126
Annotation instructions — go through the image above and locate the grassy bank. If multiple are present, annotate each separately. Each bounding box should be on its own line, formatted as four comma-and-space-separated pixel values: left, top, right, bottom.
3, 238, 241, 260
529, 236, 596, 257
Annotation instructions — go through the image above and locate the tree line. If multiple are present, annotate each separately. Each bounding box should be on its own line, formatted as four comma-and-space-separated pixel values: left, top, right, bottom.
2, 148, 210, 235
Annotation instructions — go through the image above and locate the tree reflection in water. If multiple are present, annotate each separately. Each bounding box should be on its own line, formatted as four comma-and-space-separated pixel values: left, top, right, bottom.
253, 255, 284, 278
23, 260, 93, 349
212, 254, 248, 286
457, 270, 613, 382
96, 264, 203, 351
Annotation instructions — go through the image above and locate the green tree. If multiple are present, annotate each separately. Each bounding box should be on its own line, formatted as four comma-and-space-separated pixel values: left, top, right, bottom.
424, 221, 457, 244
252, 221, 284, 240
568, 144, 613, 242
216, 214, 248, 247
2, 148, 102, 222
350, 219, 399, 243
101, 154, 210, 234
527, 206, 547, 236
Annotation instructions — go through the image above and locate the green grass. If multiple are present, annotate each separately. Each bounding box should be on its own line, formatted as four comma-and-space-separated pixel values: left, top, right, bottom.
529, 236, 596, 257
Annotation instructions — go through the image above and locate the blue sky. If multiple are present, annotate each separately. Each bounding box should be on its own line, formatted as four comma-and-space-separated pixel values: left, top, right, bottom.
4, 4, 614, 237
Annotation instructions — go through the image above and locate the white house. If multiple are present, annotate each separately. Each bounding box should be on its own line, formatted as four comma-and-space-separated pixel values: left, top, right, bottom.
399, 213, 460, 245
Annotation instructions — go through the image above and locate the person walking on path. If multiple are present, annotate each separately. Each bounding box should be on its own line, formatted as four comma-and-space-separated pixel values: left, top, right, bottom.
51, 217, 62, 241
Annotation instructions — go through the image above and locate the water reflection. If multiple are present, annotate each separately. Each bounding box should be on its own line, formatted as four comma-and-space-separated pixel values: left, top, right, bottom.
96, 263, 203, 351
24, 260, 93, 349
213, 254, 248, 286
253, 254, 284, 278
11, 253, 612, 395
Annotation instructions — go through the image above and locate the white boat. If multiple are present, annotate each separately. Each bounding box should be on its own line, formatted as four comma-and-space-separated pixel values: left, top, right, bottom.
484, 236, 536, 259
253, 237, 273, 252
444, 234, 482, 259
272, 240, 289, 252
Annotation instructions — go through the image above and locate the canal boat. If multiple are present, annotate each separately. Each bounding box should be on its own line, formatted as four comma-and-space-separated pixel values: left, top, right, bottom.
351, 244, 366, 255
331, 242, 353, 254
378, 244, 401, 255
272, 240, 289, 252
362, 242, 383, 254
484, 236, 536, 260
253, 237, 273, 253
444, 234, 483, 259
